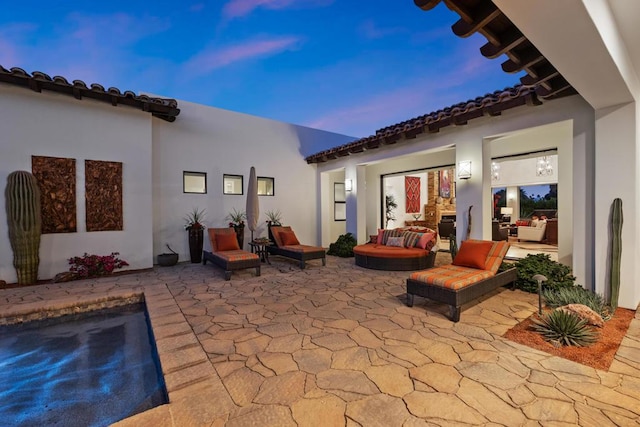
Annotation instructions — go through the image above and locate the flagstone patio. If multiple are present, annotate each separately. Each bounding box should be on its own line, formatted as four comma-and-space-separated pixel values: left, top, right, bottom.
1, 254, 639, 426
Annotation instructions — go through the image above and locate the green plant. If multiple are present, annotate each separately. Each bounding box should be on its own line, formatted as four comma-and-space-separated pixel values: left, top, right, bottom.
5, 171, 42, 284
184, 207, 206, 229
512, 253, 575, 293
68, 252, 129, 278
609, 198, 622, 310
226, 208, 246, 227
265, 209, 282, 226
385, 195, 397, 228
327, 233, 357, 257
542, 286, 610, 320
532, 310, 598, 347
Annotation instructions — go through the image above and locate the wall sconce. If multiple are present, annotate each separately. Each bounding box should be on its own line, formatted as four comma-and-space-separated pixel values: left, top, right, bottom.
457, 161, 472, 180
345, 179, 352, 192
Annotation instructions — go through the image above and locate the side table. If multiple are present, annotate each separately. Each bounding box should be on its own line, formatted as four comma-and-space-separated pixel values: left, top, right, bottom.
249, 240, 272, 264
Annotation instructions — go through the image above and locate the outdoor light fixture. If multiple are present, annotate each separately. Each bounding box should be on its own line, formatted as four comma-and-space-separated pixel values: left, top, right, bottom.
457, 160, 472, 180
345, 179, 352, 191
536, 156, 553, 176
491, 161, 500, 181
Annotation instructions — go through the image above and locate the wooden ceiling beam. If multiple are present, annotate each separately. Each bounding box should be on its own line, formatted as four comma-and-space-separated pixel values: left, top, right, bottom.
452, 3, 501, 38
520, 63, 560, 86
501, 47, 544, 73
414, 0, 442, 11
480, 27, 527, 59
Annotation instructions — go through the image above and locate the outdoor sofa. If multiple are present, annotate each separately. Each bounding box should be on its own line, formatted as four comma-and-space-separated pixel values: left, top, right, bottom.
406, 240, 516, 322
202, 228, 261, 280
353, 228, 437, 270
267, 226, 326, 269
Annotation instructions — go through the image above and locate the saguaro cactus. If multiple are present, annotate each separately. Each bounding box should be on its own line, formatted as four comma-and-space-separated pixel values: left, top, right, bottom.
609, 198, 623, 310
5, 171, 42, 284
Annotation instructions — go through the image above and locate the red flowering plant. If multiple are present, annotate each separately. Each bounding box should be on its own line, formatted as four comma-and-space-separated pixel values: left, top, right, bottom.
68, 252, 129, 278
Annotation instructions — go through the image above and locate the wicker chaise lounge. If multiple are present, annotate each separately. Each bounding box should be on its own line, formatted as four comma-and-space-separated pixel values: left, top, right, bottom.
202, 228, 260, 280
406, 240, 516, 322
267, 226, 326, 269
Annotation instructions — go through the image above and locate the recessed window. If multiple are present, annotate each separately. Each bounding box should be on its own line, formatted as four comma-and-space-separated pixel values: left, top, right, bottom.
183, 171, 207, 194
334, 182, 346, 221
223, 174, 243, 195
257, 177, 275, 196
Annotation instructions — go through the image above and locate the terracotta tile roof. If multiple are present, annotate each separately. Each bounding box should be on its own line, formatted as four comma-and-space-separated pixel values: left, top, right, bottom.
0, 65, 180, 122
304, 84, 542, 164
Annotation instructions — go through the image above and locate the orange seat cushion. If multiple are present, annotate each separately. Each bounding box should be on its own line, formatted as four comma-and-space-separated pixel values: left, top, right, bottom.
409, 264, 495, 290
453, 240, 493, 270
353, 244, 426, 259
280, 230, 300, 246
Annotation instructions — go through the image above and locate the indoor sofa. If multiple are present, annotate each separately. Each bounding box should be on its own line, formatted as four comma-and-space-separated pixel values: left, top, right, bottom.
517, 221, 547, 242
406, 240, 516, 322
353, 228, 438, 271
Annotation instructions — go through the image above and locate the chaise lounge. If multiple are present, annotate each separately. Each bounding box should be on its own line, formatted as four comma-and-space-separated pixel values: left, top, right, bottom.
267, 226, 326, 269
406, 240, 516, 322
202, 228, 261, 280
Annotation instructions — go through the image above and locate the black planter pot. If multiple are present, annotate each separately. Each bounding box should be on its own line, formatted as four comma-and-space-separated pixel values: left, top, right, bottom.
232, 225, 245, 249
188, 227, 204, 263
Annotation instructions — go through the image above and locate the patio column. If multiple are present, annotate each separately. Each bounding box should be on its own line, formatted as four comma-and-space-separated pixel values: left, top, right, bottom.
593, 102, 639, 310
456, 137, 489, 242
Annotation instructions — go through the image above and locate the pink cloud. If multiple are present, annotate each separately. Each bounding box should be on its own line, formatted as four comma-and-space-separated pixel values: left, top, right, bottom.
0, 39, 19, 66
358, 20, 404, 40
185, 36, 301, 74
222, 0, 331, 19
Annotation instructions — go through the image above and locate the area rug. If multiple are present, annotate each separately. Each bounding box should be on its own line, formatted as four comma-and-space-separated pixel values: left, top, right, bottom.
504, 308, 635, 371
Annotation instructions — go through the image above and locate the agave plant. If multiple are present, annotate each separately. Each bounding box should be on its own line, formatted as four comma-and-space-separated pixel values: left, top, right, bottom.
532, 310, 598, 347
542, 286, 610, 320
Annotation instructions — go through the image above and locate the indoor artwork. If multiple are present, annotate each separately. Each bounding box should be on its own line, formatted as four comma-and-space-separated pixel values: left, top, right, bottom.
405, 176, 420, 213
31, 155, 77, 233
85, 160, 123, 231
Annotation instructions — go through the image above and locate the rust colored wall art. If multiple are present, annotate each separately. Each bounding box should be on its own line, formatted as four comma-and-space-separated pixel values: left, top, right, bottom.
31, 156, 77, 233
85, 160, 123, 231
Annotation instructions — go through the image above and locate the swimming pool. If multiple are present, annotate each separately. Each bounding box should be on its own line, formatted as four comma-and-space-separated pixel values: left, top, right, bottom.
0, 302, 168, 426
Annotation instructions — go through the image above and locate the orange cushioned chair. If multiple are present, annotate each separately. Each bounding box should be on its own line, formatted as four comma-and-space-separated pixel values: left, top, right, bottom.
267, 226, 326, 269
406, 240, 516, 322
202, 228, 261, 280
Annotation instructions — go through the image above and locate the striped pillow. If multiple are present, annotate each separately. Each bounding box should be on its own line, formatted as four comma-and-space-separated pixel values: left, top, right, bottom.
380, 229, 402, 245
402, 231, 422, 248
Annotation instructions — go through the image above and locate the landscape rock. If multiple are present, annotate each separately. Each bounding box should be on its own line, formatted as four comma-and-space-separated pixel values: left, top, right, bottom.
556, 304, 604, 327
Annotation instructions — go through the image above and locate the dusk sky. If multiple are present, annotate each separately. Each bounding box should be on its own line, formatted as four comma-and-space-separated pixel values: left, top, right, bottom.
0, 0, 522, 138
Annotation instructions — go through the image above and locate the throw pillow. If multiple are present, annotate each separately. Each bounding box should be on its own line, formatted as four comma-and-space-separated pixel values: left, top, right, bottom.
376, 228, 384, 245
416, 232, 436, 251
402, 231, 422, 248
381, 229, 402, 245
452, 240, 494, 270
216, 233, 240, 251
370, 234, 378, 244
386, 236, 405, 247
280, 230, 300, 246
531, 219, 539, 227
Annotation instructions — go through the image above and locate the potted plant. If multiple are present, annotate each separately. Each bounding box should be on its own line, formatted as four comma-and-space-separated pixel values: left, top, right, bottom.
185, 208, 206, 263
265, 209, 283, 241
226, 208, 246, 249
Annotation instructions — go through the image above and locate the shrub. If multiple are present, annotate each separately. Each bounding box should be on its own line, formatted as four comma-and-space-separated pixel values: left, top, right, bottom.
512, 253, 575, 293
543, 286, 610, 320
327, 233, 357, 257
532, 310, 598, 347
68, 252, 129, 278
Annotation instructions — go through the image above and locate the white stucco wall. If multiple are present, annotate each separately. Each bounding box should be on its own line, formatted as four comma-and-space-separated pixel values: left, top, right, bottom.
151, 99, 353, 261
0, 84, 153, 283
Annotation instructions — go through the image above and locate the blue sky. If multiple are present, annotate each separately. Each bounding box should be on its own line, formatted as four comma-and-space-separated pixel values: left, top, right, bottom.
0, 0, 522, 138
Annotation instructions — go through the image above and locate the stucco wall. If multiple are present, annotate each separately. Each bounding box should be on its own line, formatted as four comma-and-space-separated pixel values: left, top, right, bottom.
151, 99, 353, 261
0, 84, 153, 282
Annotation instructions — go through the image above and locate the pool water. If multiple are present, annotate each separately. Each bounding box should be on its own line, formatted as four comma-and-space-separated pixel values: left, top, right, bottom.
0, 303, 168, 426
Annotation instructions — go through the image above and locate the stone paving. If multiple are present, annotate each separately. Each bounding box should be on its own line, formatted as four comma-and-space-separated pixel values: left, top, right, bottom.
1, 253, 640, 426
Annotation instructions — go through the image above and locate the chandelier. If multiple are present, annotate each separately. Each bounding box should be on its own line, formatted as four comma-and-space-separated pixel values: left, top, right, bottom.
536, 156, 553, 176
491, 161, 500, 181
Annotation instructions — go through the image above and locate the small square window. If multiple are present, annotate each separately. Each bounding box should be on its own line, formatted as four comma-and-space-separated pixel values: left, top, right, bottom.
223, 174, 243, 195
257, 177, 275, 196
183, 171, 207, 194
